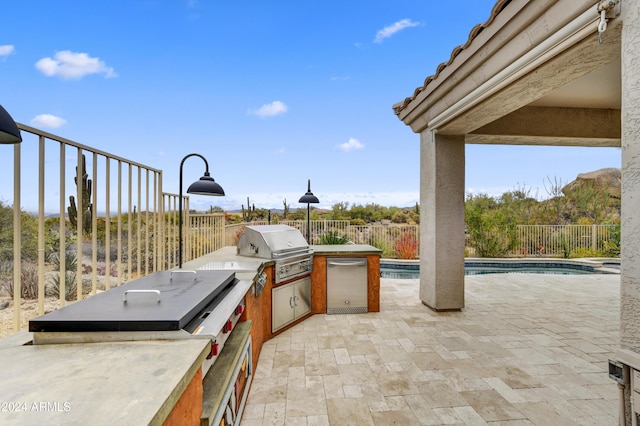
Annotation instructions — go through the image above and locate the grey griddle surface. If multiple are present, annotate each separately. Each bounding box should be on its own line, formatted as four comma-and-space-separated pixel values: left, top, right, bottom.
29, 270, 236, 332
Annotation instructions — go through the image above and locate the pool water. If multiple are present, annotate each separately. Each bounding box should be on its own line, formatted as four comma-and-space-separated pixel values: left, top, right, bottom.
380, 262, 613, 279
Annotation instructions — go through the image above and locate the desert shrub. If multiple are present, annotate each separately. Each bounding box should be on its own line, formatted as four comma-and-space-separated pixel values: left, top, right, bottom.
370, 236, 394, 258
394, 232, 419, 259
47, 250, 78, 301
601, 225, 621, 257
0, 261, 40, 299
317, 230, 350, 245
47, 271, 78, 301
232, 226, 245, 245
552, 231, 571, 258
0, 201, 39, 262
465, 194, 518, 257
569, 247, 606, 258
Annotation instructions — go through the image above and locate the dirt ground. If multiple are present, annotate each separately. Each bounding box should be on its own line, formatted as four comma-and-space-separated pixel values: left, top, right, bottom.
0, 296, 62, 339
0, 275, 118, 339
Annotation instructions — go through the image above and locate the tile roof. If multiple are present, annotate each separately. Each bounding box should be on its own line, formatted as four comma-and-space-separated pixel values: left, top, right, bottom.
393, 0, 512, 116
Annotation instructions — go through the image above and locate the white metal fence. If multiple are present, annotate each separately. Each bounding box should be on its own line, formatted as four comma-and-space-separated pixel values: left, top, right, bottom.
226, 221, 619, 259
506, 224, 619, 257
226, 220, 419, 259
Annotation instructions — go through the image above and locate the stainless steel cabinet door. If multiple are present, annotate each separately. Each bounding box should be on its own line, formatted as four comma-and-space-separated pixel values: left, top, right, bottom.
272, 276, 312, 332
272, 283, 295, 332
293, 277, 311, 320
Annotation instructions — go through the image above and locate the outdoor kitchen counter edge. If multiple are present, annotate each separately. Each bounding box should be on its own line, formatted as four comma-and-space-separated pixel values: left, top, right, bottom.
181, 245, 274, 279
311, 244, 382, 255
180, 245, 382, 273
0, 338, 210, 425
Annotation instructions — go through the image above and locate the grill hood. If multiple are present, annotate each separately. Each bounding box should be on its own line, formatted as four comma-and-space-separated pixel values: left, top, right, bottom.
237, 225, 311, 259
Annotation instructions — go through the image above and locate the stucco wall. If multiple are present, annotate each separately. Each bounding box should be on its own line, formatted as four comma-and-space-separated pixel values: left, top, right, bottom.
621, 1, 640, 353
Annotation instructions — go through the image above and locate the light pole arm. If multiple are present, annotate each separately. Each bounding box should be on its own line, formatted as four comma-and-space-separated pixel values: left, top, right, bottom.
178, 153, 209, 268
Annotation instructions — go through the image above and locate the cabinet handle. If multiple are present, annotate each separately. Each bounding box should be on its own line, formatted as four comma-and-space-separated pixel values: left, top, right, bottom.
293, 295, 298, 307
289, 296, 294, 309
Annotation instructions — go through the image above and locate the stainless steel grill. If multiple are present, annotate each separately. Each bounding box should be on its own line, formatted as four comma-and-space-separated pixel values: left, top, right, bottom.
237, 225, 314, 283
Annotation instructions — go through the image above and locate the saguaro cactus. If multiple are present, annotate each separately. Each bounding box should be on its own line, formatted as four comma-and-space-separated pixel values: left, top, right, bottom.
68, 154, 93, 235
241, 196, 255, 222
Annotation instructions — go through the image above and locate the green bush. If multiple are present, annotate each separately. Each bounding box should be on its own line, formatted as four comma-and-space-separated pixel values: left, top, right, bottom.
465, 194, 518, 257
370, 236, 394, 258
317, 230, 350, 245
569, 247, 606, 258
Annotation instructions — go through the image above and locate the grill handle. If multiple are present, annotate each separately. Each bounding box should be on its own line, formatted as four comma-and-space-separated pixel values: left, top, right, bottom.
170, 270, 197, 281
123, 289, 161, 303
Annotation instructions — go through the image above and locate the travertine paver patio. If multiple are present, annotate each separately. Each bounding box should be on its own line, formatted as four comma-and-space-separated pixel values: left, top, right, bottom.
242, 273, 620, 425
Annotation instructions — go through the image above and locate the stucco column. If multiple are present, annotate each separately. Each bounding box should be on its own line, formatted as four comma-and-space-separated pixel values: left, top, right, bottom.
621, 0, 640, 354
620, 3, 640, 424
419, 130, 465, 311
620, 1, 640, 353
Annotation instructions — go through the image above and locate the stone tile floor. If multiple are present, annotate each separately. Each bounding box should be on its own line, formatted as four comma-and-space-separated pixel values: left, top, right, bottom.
242, 273, 621, 425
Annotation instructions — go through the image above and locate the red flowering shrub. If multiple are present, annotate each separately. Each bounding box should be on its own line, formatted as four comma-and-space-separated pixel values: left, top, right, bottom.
394, 232, 418, 259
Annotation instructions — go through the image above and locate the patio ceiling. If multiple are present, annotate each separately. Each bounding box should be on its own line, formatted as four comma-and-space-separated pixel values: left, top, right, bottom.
394, 0, 622, 147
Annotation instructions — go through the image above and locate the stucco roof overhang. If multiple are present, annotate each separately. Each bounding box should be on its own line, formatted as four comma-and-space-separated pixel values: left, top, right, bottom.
393, 0, 621, 147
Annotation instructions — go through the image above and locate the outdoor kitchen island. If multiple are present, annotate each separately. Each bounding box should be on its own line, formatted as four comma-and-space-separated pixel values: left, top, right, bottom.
184, 242, 382, 368
0, 241, 381, 426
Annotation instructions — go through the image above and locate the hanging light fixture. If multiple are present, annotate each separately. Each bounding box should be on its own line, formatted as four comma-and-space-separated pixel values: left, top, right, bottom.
178, 153, 224, 268
0, 105, 22, 144
298, 179, 319, 243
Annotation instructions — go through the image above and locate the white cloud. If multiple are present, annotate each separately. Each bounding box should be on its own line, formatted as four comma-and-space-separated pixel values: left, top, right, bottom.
248, 100, 288, 118
336, 137, 364, 152
0, 45, 15, 57
30, 114, 67, 129
35, 50, 117, 79
374, 19, 420, 44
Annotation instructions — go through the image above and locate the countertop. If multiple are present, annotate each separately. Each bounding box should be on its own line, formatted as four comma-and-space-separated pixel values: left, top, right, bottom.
311, 244, 382, 255
181, 244, 382, 273
0, 338, 210, 425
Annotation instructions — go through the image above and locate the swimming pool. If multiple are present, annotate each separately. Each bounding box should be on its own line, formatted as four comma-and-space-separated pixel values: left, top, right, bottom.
380, 259, 620, 279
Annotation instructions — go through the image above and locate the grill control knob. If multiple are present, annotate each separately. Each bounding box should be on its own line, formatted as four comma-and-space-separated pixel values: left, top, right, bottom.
207, 342, 219, 359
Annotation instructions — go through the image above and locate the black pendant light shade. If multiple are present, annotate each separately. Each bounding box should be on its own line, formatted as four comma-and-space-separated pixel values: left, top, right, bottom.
178, 153, 224, 268
0, 105, 22, 144
187, 172, 225, 196
299, 179, 319, 204
299, 179, 319, 243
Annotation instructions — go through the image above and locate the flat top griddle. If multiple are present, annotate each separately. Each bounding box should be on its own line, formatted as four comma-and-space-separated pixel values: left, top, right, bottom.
29, 270, 236, 332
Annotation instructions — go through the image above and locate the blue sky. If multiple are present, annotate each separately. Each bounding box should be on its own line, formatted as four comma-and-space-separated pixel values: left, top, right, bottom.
0, 1, 621, 212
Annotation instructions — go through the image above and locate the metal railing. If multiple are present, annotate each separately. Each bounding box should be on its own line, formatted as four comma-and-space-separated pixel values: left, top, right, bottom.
506, 224, 619, 257
0, 125, 227, 336
225, 221, 618, 260
224, 220, 417, 259
0, 124, 168, 334
348, 225, 420, 258
279, 220, 350, 244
